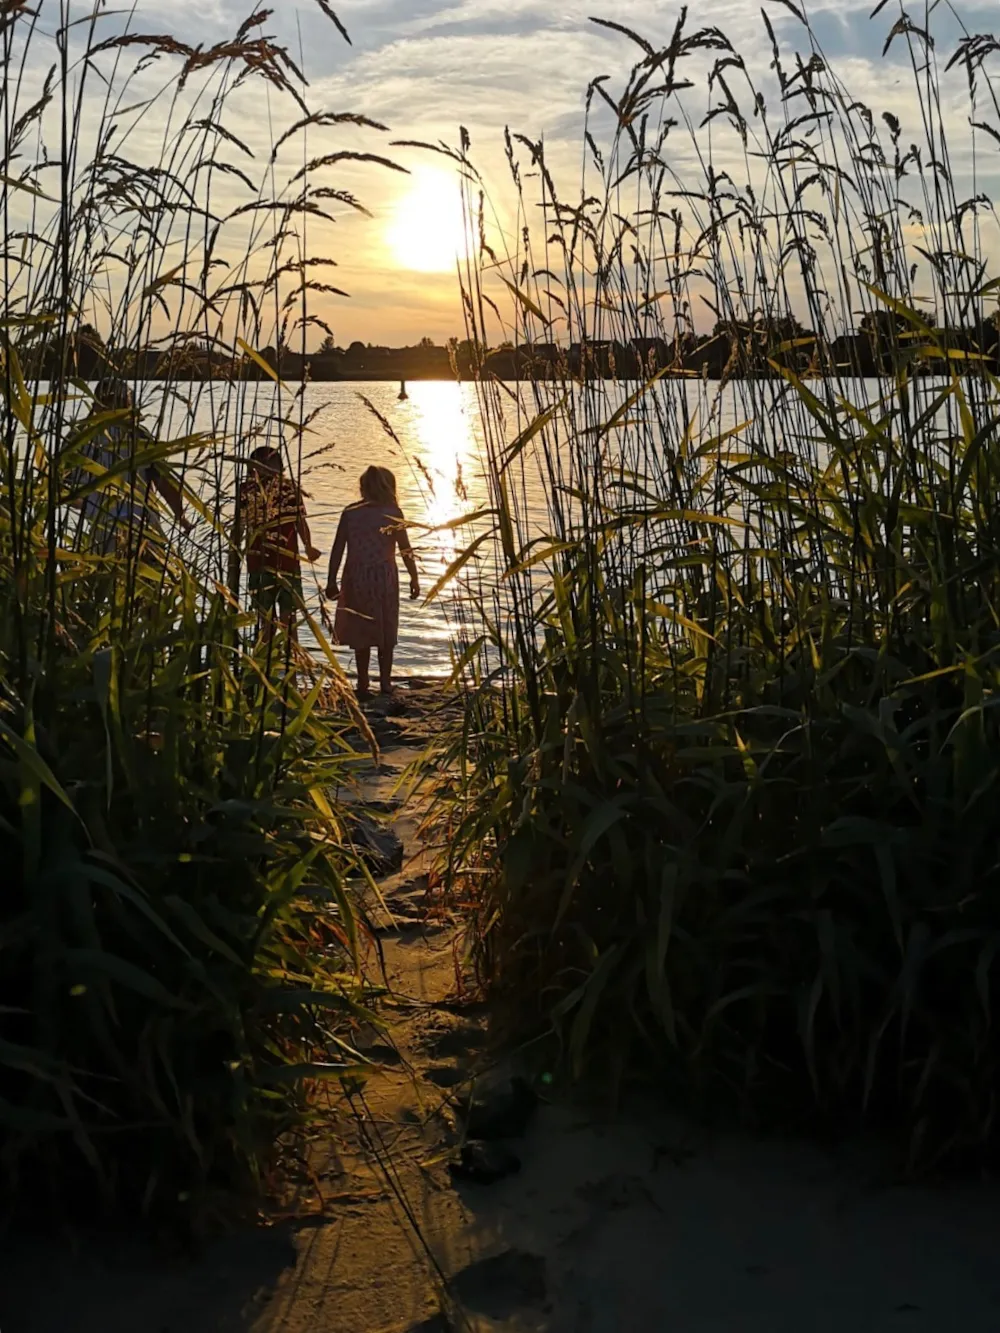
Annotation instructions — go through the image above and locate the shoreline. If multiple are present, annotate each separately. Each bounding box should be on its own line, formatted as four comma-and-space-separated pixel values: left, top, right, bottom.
72, 367, 998, 385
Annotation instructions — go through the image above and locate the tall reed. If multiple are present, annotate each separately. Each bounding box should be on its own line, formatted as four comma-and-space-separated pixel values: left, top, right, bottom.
443, 4, 1000, 1169
0, 1, 391, 1225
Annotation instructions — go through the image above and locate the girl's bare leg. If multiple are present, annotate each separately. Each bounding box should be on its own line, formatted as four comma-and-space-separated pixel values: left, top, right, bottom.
355, 648, 371, 696
378, 645, 394, 694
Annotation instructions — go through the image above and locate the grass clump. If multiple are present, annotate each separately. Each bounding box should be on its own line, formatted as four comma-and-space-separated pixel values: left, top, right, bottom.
0, 1, 386, 1227
443, 4, 1000, 1171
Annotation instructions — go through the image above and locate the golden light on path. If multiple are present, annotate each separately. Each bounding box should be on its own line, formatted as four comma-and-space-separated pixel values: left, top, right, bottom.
387, 168, 468, 274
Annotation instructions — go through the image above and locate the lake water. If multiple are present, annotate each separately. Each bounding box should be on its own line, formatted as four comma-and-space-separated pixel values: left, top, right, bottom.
117, 373, 983, 678
61, 378, 540, 678
292, 381, 492, 676
163, 380, 500, 678
202, 377, 767, 677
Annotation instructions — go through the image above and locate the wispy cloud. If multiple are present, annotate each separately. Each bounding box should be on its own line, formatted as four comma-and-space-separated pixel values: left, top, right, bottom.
20, 1, 1000, 343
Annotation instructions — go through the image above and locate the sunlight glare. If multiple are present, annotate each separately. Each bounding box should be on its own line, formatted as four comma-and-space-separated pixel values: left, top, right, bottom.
407, 382, 478, 564
387, 170, 468, 274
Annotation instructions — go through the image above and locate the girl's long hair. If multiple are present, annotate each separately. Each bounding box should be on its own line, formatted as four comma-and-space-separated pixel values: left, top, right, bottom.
360, 465, 397, 506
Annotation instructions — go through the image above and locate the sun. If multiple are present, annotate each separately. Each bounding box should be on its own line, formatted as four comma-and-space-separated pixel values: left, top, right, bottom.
387, 169, 469, 274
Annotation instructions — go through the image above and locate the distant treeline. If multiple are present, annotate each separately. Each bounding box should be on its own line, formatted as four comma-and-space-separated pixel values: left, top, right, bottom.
46, 315, 1000, 384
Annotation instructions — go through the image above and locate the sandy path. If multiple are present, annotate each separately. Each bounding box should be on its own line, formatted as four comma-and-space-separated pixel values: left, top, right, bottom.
4, 684, 1000, 1331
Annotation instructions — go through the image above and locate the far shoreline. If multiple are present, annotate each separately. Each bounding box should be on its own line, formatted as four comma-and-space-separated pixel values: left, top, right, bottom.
63, 323, 1000, 386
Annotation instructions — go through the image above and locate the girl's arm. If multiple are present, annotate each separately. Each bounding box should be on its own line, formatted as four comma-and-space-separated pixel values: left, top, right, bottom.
292, 481, 320, 560
397, 512, 420, 599
297, 509, 321, 563
326, 513, 348, 597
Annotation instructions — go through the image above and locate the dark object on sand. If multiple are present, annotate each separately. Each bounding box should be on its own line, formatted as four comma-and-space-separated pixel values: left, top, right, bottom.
451, 1249, 548, 1319
345, 809, 404, 874
426, 1064, 466, 1088
461, 1076, 538, 1141
406, 1317, 452, 1333
366, 691, 407, 718
450, 1140, 522, 1185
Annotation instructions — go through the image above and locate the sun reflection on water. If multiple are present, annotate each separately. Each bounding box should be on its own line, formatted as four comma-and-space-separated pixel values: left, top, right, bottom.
399, 380, 480, 570
250, 382, 494, 676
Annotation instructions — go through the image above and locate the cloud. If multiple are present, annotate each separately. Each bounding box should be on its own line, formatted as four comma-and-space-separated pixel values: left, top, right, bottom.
12, 0, 999, 345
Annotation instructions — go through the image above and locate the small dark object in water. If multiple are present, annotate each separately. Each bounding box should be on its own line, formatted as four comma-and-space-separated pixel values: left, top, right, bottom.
398, 380, 409, 401
462, 1076, 537, 1140
449, 1140, 522, 1185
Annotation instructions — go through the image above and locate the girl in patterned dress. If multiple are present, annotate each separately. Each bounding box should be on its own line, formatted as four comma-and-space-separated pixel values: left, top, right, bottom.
237, 446, 321, 643
326, 466, 419, 698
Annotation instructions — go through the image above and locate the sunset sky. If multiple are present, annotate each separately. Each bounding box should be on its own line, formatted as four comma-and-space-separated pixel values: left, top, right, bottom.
49, 1, 1000, 346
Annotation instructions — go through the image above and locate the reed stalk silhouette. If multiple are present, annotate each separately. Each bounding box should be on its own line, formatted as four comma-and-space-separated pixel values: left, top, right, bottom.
0, 1, 399, 1225
439, 3, 1000, 1171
